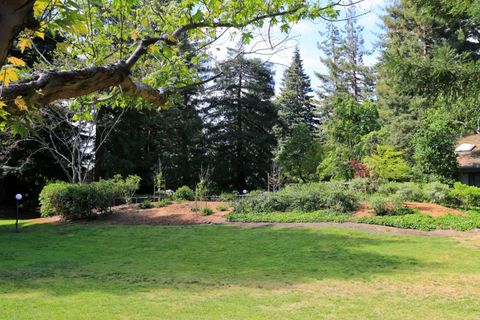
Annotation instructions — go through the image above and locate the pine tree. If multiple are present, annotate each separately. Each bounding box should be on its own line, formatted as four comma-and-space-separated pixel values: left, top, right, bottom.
202, 49, 278, 191
101, 91, 205, 191
275, 48, 316, 139
377, 0, 480, 161
316, 1, 374, 105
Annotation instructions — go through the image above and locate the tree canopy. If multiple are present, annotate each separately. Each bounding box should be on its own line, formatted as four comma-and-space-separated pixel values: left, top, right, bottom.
0, 0, 341, 130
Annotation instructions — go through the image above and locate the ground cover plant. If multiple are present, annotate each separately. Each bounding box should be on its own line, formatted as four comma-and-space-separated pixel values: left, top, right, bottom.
230, 180, 480, 231
1, 221, 480, 319
227, 210, 351, 223
138, 200, 153, 209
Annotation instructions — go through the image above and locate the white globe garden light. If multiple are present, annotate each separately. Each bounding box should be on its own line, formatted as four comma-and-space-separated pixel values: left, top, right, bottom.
243, 189, 247, 194
15, 193, 23, 232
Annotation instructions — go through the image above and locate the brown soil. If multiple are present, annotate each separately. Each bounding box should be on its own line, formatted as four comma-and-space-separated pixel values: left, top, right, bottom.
92, 201, 231, 225
403, 202, 464, 217
353, 201, 464, 218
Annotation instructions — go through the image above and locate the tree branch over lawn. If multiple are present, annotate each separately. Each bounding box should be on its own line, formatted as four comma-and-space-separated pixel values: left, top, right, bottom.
0, 0, 343, 117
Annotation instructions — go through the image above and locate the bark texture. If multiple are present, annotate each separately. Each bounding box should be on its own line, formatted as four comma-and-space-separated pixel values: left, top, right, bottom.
0, 0, 38, 67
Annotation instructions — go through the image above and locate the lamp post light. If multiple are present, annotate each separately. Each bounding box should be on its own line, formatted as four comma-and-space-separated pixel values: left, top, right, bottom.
15, 194, 22, 233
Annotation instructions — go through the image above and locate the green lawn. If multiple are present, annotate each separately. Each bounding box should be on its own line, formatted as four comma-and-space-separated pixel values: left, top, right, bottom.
1, 220, 480, 319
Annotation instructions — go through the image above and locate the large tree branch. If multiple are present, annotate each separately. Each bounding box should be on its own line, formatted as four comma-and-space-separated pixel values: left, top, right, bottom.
0, 4, 336, 113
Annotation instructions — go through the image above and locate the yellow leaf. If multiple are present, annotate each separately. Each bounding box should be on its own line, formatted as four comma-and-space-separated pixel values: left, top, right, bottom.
71, 21, 88, 35
34, 0, 50, 16
14, 96, 28, 111
34, 31, 45, 40
0, 67, 19, 87
7, 56, 26, 67
0, 100, 6, 108
141, 18, 149, 27
130, 29, 139, 41
17, 38, 33, 53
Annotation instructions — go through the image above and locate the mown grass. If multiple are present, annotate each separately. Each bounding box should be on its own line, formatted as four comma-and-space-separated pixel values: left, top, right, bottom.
229, 210, 480, 231
1, 220, 480, 319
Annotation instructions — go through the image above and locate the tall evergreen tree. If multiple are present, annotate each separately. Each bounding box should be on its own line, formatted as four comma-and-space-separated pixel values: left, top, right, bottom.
101, 91, 205, 191
275, 48, 316, 139
316, 1, 374, 105
377, 0, 480, 163
202, 49, 278, 191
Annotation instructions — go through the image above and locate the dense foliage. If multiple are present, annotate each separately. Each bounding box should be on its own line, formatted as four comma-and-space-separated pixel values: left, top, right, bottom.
39, 175, 140, 220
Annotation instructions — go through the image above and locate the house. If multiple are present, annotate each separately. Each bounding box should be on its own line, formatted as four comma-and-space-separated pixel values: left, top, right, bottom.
455, 134, 480, 186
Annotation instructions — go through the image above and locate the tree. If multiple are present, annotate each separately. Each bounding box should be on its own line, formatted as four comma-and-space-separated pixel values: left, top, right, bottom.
1, 101, 124, 184
377, 0, 480, 159
100, 93, 205, 191
202, 49, 277, 191
0, 0, 342, 128
326, 96, 380, 157
316, 0, 374, 105
363, 145, 411, 181
276, 124, 323, 182
317, 96, 380, 180
275, 48, 316, 138
413, 112, 458, 182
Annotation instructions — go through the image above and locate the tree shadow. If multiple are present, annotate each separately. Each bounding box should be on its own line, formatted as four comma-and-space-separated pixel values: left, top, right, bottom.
0, 222, 431, 296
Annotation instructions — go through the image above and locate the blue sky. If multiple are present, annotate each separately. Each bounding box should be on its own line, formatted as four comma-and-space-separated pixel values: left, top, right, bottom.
212, 0, 387, 95
272, 0, 387, 94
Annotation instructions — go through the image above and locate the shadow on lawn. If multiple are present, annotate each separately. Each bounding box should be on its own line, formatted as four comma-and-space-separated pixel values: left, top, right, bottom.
0, 222, 428, 295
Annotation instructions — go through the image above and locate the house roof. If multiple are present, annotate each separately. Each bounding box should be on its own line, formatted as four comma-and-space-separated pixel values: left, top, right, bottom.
456, 135, 480, 169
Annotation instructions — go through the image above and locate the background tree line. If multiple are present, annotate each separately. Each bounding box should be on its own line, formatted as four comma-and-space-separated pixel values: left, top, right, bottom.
2, 0, 480, 210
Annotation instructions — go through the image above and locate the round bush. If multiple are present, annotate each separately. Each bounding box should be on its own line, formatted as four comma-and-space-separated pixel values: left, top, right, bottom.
395, 182, 424, 201
173, 185, 194, 201
423, 181, 450, 204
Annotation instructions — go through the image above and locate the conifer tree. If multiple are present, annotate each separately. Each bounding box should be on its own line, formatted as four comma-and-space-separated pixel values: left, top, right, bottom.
316, 1, 373, 105
275, 48, 316, 139
202, 49, 278, 191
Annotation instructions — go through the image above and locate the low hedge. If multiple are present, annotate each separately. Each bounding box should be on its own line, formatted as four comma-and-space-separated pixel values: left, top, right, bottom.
39, 175, 141, 220
234, 183, 360, 214
449, 182, 480, 210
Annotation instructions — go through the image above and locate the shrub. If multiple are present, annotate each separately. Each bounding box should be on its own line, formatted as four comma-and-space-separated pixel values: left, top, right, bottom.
450, 182, 480, 210
155, 199, 172, 208
423, 182, 450, 204
200, 207, 213, 216
348, 178, 378, 195
216, 204, 229, 211
39, 176, 141, 220
369, 194, 404, 216
395, 182, 424, 201
173, 185, 194, 201
138, 200, 153, 209
40, 182, 115, 220
219, 192, 236, 201
190, 206, 200, 212
234, 182, 359, 213
324, 188, 360, 212
113, 174, 141, 204
195, 180, 209, 201
378, 182, 400, 195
